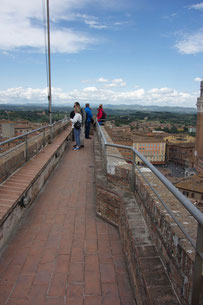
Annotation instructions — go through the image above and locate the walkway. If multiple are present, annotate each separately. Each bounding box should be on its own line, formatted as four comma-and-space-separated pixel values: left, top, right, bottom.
0, 137, 135, 305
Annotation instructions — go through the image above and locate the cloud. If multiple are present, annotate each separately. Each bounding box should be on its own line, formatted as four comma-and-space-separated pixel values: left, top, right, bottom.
0, 0, 98, 53
194, 77, 203, 82
0, 85, 197, 108
96, 77, 109, 83
161, 13, 177, 21
83, 87, 98, 92
105, 78, 127, 88
189, 3, 203, 11
84, 19, 107, 29
0, 20, 94, 53
175, 29, 203, 54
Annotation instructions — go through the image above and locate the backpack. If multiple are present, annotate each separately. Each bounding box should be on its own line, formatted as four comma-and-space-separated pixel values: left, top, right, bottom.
74, 121, 81, 129
101, 110, 106, 120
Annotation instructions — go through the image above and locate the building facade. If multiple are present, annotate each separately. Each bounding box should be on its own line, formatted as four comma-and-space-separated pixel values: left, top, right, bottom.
194, 81, 203, 174
133, 135, 166, 165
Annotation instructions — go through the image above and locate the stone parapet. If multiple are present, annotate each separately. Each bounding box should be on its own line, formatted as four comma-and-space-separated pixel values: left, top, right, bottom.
94, 134, 181, 305
0, 125, 72, 251
94, 128, 203, 305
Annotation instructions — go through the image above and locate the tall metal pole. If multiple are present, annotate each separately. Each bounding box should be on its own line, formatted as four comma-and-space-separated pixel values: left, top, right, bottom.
46, 0, 52, 125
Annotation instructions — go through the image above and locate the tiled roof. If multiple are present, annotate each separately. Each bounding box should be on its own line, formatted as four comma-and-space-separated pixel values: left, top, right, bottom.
175, 175, 203, 193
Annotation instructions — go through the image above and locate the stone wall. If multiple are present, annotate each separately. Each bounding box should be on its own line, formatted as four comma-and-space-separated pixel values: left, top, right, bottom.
94, 128, 203, 305
0, 121, 69, 183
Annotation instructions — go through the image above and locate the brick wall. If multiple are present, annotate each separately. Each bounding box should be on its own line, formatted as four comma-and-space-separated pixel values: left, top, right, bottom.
94, 128, 203, 305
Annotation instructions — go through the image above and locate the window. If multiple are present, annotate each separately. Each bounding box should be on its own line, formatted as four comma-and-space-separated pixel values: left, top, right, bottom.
183, 191, 189, 197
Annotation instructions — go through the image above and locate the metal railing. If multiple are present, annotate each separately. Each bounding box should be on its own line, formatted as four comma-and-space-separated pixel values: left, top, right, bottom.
0, 119, 69, 180
96, 121, 203, 305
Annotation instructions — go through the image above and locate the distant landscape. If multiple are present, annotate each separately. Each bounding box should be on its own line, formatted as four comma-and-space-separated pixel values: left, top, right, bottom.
0, 103, 197, 137
0, 103, 196, 113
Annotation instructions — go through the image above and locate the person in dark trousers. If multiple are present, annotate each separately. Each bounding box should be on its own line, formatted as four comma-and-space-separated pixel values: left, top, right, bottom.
84, 103, 93, 139
70, 106, 82, 150
70, 102, 86, 148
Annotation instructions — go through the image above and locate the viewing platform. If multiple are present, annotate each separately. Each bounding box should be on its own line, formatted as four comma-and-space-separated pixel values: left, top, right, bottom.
0, 122, 202, 305
0, 130, 135, 305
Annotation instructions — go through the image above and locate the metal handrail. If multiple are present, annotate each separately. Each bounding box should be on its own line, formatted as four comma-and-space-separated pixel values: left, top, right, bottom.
97, 123, 203, 226
96, 121, 203, 305
0, 119, 66, 148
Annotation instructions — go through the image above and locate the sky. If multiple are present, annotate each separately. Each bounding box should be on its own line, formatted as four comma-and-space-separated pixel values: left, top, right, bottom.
0, 0, 203, 108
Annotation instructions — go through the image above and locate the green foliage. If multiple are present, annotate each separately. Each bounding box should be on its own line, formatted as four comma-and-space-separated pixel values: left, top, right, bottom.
0, 109, 66, 123
0, 108, 197, 136
109, 111, 196, 128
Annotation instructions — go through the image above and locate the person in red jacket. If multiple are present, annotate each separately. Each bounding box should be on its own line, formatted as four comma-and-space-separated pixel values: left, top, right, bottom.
97, 104, 105, 125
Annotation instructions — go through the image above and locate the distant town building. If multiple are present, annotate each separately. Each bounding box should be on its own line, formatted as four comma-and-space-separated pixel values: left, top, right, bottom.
164, 134, 195, 144
175, 81, 203, 210
2, 123, 15, 138
105, 124, 132, 161
166, 142, 195, 168
163, 134, 195, 168
15, 124, 33, 136
132, 134, 166, 165
194, 80, 203, 174
0, 120, 45, 153
188, 126, 196, 133
175, 175, 203, 208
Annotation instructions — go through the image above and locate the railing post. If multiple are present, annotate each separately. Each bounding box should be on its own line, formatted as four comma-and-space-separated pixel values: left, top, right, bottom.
43, 129, 46, 146
25, 135, 29, 161
131, 150, 135, 191
191, 223, 203, 305
49, 125, 53, 143
104, 143, 108, 174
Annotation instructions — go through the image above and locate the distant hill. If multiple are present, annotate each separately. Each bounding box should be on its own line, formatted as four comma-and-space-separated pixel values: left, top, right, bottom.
0, 103, 196, 113
103, 104, 196, 113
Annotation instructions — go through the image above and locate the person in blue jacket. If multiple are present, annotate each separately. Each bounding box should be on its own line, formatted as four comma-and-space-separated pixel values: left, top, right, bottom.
84, 103, 93, 139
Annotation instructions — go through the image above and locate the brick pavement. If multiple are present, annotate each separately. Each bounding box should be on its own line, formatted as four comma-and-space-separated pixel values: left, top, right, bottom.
0, 137, 135, 305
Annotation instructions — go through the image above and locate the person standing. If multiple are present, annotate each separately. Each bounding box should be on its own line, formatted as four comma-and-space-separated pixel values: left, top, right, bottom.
70, 106, 82, 150
71, 102, 86, 148
97, 104, 106, 125
84, 103, 93, 139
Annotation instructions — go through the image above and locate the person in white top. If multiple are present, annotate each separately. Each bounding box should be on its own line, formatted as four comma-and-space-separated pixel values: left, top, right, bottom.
70, 106, 82, 150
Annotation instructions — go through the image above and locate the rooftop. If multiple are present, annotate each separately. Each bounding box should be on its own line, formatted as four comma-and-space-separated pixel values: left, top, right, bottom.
175, 174, 203, 193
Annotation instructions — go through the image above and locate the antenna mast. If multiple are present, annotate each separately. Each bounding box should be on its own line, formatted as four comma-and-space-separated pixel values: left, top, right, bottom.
46, 0, 52, 125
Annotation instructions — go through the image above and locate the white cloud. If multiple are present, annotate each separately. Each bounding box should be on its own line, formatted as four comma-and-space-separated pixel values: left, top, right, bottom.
194, 77, 203, 82
84, 19, 107, 29
161, 13, 177, 20
83, 87, 98, 92
0, 0, 98, 53
105, 78, 127, 88
189, 3, 203, 11
96, 77, 109, 83
0, 85, 197, 108
175, 30, 203, 54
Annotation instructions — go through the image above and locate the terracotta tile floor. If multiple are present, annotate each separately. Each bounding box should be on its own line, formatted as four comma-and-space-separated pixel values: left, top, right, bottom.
0, 137, 135, 305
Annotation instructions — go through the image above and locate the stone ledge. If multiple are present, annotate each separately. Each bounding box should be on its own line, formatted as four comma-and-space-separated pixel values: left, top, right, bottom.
0, 126, 72, 251
100, 128, 202, 304
94, 134, 180, 305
